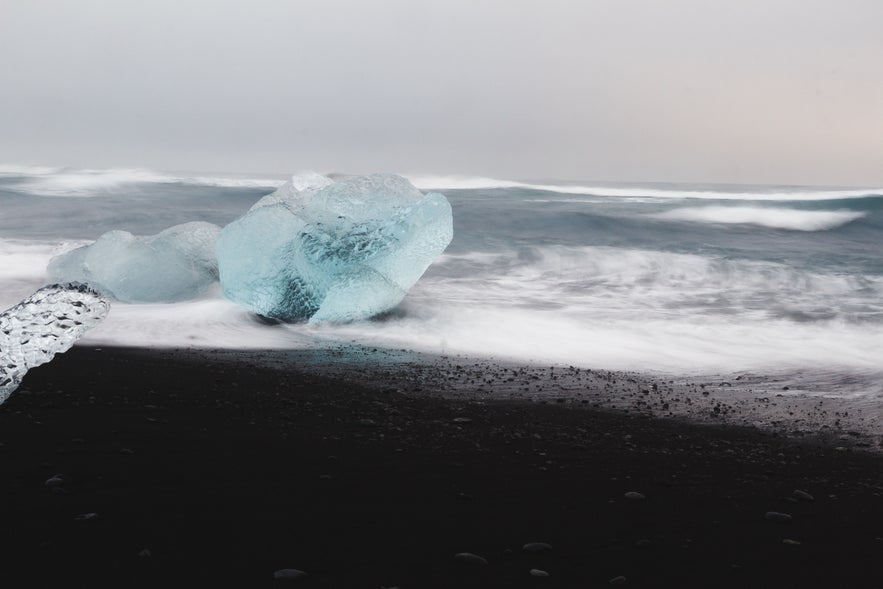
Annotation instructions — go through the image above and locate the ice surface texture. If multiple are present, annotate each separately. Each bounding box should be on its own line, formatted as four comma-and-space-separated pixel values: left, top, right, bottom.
0, 283, 110, 404
48, 222, 221, 303
217, 173, 453, 322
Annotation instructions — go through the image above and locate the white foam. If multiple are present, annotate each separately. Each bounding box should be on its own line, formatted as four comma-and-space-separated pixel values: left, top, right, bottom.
0, 163, 60, 176
654, 206, 865, 231
10, 168, 179, 196
6, 165, 879, 201
182, 176, 284, 188
37, 245, 875, 381
0, 164, 283, 196
408, 175, 883, 201
0, 240, 65, 308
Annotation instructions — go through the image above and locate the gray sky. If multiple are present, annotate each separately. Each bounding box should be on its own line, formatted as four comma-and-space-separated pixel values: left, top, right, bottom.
1, 0, 882, 185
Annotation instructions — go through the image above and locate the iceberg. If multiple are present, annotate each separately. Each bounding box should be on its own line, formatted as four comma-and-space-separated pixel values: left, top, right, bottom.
47, 221, 221, 303
217, 173, 453, 322
0, 283, 110, 404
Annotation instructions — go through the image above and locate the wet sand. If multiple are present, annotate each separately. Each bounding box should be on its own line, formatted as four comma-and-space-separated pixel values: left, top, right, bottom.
1, 346, 882, 587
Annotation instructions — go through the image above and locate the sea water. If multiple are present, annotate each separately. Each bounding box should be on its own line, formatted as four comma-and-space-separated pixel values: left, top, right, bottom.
1, 165, 881, 397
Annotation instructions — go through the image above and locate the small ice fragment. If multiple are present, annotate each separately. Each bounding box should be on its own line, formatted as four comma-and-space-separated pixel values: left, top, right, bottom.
0, 283, 110, 404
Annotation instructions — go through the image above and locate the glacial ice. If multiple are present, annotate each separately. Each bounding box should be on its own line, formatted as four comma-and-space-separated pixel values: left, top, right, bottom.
47, 222, 221, 303
0, 283, 110, 404
216, 173, 453, 322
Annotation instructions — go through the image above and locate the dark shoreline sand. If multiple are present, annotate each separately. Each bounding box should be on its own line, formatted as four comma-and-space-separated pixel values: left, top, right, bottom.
2, 347, 882, 587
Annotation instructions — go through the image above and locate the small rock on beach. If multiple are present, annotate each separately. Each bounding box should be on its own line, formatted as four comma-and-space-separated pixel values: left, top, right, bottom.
454, 552, 488, 565
273, 568, 308, 581
765, 511, 793, 523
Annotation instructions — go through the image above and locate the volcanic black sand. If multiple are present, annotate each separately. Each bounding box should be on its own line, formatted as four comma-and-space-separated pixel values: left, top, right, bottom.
1, 347, 882, 588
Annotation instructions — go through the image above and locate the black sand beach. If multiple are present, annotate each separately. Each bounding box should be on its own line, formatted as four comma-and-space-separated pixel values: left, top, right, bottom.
2, 347, 882, 588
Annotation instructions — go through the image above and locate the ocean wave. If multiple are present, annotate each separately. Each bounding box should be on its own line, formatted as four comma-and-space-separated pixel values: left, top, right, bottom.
653, 206, 866, 231
4, 235, 879, 374
408, 175, 883, 201
182, 176, 284, 188
0, 163, 60, 176
0, 164, 283, 196
9, 168, 179, 196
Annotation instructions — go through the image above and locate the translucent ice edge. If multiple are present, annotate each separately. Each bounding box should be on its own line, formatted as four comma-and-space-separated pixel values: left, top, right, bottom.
0, 283, 110, 404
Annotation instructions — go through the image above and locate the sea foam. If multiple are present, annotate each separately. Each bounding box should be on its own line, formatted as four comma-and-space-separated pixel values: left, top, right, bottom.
654, 206, 865, 231
409, 175, 883, 201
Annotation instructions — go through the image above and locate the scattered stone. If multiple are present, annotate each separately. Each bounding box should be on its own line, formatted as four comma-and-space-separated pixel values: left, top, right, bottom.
74, 512, 99, 521
454, 552, 488, 565
764, 511, 792, 523
273, 568, 308, 581
356, 419, 377, 428
44, 475, 66, 487
609, 575, 627, 585
452, 417, 472, 423
793, 490, 814, 501
523, 542, 553, 552
530, 568, 550, 577
782, 538, 802, 545
624, 491, 645, 500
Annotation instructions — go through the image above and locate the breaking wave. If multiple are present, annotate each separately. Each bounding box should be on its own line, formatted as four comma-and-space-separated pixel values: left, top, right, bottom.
0, 164, 283, 196
409, 175, 883, 201
654, 206, 866, 231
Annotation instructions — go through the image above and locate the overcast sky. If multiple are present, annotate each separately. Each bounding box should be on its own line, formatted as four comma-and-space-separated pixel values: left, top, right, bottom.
1, 0, 882, 185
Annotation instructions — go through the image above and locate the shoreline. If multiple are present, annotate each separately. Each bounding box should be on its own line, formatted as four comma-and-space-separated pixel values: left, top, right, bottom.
184, 344, 883, 450
1, 346, 882, 587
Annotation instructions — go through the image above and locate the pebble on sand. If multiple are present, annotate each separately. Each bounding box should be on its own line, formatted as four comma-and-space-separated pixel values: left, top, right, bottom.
523, 542, 553, 552
764, 511, 793, 523
609, 575, 627, 584
624, 491, 645, 500
273, 568, 308, 581
530, 568, 550, 577
454, 552, 488, 565
793, 489, 814, 501
44, 474, 66, 487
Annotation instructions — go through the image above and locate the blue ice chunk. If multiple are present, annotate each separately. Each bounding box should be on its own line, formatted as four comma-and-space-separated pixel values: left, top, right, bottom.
47, 222, 221, 303
217, 173, 453, 322
0, 283, 110, 404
